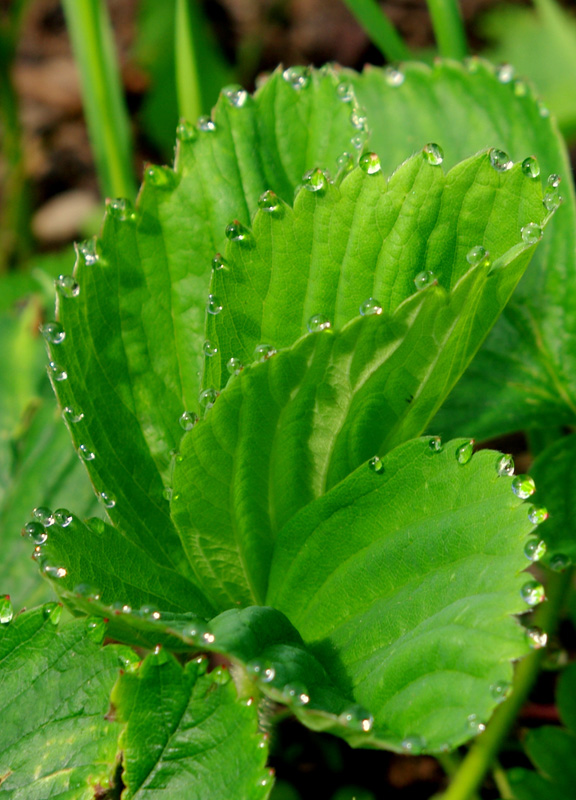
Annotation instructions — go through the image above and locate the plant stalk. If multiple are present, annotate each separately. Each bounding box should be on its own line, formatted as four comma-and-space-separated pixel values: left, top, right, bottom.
426, 0, 468, 60
175, 0, 202, 123
441, 566, 573, 800
62, 0, 136, 200
341, 0, 411, 62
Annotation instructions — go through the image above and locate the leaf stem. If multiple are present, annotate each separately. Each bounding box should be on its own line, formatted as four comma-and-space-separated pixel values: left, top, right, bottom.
426, 0, 468, 60
62, 0, 136, 200
440, 566, 573, 800
341, 0, 411, 62
175, 0, 202, 124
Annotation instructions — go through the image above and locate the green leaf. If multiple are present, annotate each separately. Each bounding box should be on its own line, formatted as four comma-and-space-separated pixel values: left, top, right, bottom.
527, 433, 576, 566
172, 147, 549, 610
267, 437, 537, 752
349, 59, 576, 439
0, 606, 123, 798
479, 0, 576, 142
112, 648, 272, 799
35, 512, 215, 619
44, 68, 362, 579
508, 662, 576, 800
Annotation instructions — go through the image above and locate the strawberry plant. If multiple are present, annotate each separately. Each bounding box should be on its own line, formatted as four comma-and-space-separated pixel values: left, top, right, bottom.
3, 1, 576, 799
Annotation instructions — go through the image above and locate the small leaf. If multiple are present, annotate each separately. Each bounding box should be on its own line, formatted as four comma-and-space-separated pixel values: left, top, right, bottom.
267, 438, 536, 752
0, 607, 123, 797
112, 649, 272, 799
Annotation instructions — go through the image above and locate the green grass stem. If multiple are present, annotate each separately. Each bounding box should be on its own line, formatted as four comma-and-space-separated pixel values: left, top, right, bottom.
341, 0, 411, 62
62, 0, 136, 201
426, 0, 468, 60
175, 0, 202, 124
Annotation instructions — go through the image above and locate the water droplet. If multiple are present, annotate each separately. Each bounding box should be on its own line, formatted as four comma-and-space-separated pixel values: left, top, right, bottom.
225, 220, 251, 243
54, 508, 73, 527
86, 616, 107, 643
524, 538, 547, 562
467, 714, 486, 734
429, 437, 443, 453
175, 119, 197, 142
422, 143, 444, 165
521, 223, 543, 245
199, 388, 219, 409
41, 322, 65, 345
33, 506, 54, 526
514, 80, 528, 97
526, 626, 547, 649
521, 156, 540, 179
528, 506, 548, 525
465, 56, 480, 73
548, 174, 561, 188
336, 152, 354, 174
43, 564, 67, 579
55, 274, 80, 298
62, 406, 84, 424
538, 101, 550, 118
350, 134, 366, 150
207, 294, 223, 315
117, 647, 140, 672
246, 660, 276, 683
48, 361, 67, 381
197, 116, 216, 132
512, 474, 535, 498
496, 63, 514, 83
152, 644, 170, 664
456, 440, 474, 464
99, 491, 116, 509
350, 107, 368, 132
550, 553, 571, 572
384, 65, 405, 87
211, 665, 231, 685
145, 164, 177, 190
489, 148, 513, 172
307, 313, 331, 332
111, 601, 132, 615
222, 84, 249, 107
107, 197, 137, 222
359, 297, 382, 316
203, 340, 218, 358
179, 410, 198, 430
336, 81, 354, 102
227, 357, 244, 376
211, 255, 228, 276
203, 630, 216, 644
521, 580, 546, 606
496, 454, 514, 476
258, 189, 282, 213
23, 521, 47, 545
282, 65, 310, 90
368, 456, 384, 474
543, 187, 563, 212
338, 704, 374, 732
414, 270, 437, 291
359, 152, 381, 174
401, 735, 425, 754
42, 602, 62, 625
74, 583, 101, 599
163, 487, 173, 501
282, 683, 310, 705
0, 595, 13, 624
490, 680, 511, 702
76, 239, 99, 265
302, 168, 328, 193
78, 444, 95, 462
466, 245, 490, 267
254, 343, 277, 362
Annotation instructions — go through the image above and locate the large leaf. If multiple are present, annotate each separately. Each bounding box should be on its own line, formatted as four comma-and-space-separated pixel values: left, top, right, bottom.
43, 67, 363, 580
508, 662, 576, 800
171, 148, 549, 610
348, 59, 576, 439
0, 605, 124, 798
112, 649, 272, 799
267, 437, 539, 753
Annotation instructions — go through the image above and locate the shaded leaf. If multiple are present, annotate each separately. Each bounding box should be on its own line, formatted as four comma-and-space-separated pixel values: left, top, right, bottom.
113, 649, 272, 799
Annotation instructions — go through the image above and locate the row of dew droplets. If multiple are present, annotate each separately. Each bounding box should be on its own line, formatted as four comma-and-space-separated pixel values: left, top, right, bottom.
23, 505, 73, 579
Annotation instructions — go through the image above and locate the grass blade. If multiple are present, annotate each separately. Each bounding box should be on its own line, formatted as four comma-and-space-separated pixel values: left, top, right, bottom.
341, 0, 411, 62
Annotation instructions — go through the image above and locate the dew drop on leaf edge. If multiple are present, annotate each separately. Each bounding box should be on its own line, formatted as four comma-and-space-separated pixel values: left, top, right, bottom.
359, 152, 381, 174
550, 553, 571, 572
179, 411, 198, 430
520, 580, 546, 606
307, 313, 331, 332
524, 538, 547, 562
56, 274, 80, 298
455, 441, 474, 464
466, 245, 489, 267
41, 322, 65, 345
496, 454, 514, 477
359, 297, 382, 316
414, 270, 437, 291
384, 65, 405, 87
422, 142, 444, 165
511, 474, 535, 499
489, 148, 513, 172
368, 456, 384, 474
521, 156, 540, 179
282, 66, 311, 90
521, 223, 543, 245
